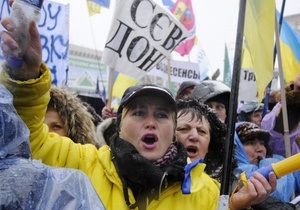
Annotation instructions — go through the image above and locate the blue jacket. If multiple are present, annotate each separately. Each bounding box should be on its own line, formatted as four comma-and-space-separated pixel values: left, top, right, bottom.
234, 122, 296, 202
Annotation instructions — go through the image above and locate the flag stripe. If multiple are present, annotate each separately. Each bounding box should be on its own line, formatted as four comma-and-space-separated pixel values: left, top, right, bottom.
88, 0, 110, 8
112, 72, 137, 98
278, 11, 300, 82
280, 15, 300, 61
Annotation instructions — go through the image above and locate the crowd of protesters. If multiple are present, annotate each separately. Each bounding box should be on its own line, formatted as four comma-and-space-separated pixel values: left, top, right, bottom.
1, 0, 300, 209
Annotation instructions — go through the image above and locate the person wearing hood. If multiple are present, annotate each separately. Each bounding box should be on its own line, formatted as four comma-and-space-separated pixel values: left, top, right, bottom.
0, 9, 276, 210
176, 99, 278, 209
237, 101, 264, 127
175, 81, 197, 100
176, 99, 231, 183
191, 80, 230, 124
44, 86, 101, 148
234, 122, 297, 206
0, 84, 105, 209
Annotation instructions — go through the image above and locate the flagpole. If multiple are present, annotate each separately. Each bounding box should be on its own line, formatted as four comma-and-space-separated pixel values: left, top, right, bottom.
220, 0, 246, 198
274, 12, 291, 158
106, 67, 115, 108
167, 58, 171, 89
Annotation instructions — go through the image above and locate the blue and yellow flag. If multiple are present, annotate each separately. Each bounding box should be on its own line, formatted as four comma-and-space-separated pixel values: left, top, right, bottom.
278, 12, 300, 82
87, 0, 110, 16
87, 1, 102, 16
182, 158, 206, 194
112, 72, 137, 98
244, 0, 275, 103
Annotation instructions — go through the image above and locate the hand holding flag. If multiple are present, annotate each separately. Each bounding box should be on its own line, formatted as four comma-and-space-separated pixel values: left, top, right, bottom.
245, 152, 300, 179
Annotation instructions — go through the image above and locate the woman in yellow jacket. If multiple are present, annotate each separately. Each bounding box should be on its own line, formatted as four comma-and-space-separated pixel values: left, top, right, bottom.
0, 10, 276, 210
0, 67, 220, 209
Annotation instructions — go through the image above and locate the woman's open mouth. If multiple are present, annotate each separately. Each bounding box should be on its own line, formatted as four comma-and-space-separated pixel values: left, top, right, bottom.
186, 145, 198, 158
142, 134, 158, 149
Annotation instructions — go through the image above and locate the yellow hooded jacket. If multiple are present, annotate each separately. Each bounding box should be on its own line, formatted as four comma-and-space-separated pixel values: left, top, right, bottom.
0, 63, 220, 210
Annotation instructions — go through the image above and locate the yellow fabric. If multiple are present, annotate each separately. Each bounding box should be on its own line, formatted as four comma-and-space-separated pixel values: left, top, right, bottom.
280, 40, 300, 82
190, 163, 206, 193
242, 42, 253, 69
0, 64, 220, 209
172, 2, 187, 20
87, 1, 102, 16
112, 73, 137, 98
244, 0, 275, 102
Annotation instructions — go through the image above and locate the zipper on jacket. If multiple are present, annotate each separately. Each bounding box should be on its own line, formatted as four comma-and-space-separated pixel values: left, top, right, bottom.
158, 172, 168, 200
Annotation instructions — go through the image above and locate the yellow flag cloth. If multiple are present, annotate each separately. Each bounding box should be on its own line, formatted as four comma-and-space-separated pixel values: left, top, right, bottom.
244, 0, 275, 102
112, 73, 137, 98
87, 1, 102, 16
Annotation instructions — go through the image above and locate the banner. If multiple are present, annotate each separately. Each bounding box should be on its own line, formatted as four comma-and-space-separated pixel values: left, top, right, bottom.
238, 68, 258, 102
0, 0, 69, 87
148, 59, 200, 83
101, 0, 188, 79
197, 44, 211, 81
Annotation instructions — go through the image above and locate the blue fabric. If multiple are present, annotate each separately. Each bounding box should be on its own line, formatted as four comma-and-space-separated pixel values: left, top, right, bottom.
182, 158, 203, 194
162, 0, 174, 10
294, 170, 300, 197
234, 122, 296, 202
89, 0, 110, 8
277, 11, 300, 62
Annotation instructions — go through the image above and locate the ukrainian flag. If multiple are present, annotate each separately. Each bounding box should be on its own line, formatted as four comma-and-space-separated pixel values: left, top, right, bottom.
112, 72, 137, 99
182, 158, 206, 194
278, 12, 300, 82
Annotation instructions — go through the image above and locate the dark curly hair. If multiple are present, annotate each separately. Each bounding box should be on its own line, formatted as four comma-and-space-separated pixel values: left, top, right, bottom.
176, 98, 237, 182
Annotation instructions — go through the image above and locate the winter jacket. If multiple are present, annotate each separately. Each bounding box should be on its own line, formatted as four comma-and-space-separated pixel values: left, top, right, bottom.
0, 83, 104, 209
48, 86, 101, 147
234, 122, 296, 203
0, 63, 220, 210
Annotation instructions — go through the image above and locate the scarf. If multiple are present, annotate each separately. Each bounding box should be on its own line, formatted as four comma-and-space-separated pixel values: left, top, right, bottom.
110, 136, 187, 209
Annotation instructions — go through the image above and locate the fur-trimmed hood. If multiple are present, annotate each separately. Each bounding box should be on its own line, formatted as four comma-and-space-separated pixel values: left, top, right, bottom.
48, 86, 100, 147
96, 117, 117, 147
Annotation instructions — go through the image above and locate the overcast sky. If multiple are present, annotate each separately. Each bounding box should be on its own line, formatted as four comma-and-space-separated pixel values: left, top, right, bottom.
52, 0, 300, 77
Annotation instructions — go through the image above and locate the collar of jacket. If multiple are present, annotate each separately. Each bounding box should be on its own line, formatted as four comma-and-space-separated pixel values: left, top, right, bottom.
110, 136, 187, 209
